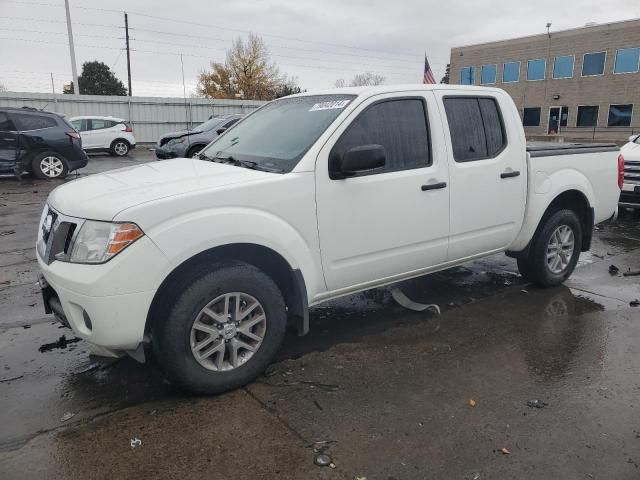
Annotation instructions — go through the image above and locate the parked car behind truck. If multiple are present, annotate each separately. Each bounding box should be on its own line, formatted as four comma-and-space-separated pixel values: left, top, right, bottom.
155, 114, 244, 159
36, 85, 622, 394
620, 134, 640, 212
69, 116, 136, 157
0, 107, 87, 179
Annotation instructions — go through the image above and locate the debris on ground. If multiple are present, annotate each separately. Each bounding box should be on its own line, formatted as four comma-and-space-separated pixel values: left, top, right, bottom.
609, 264, 620, 275
521, 289, 528, 294
0, 374, 23, 383
0, 229, 16, 236
38, 335, 82, 352
60, 412, 75, 422
130, 437, 142, 448
623, 270, 640, 277
527, 399, 548, 409
314, 453, 333, 467
0, 280, 9, 285
354, 476, 367, 480
630, 299, 640, 307
500, 448, 510, 455
313, 400, 324, 411
391, 287, 440, 315
468, 399, 477, 407
592, 253, 604, 259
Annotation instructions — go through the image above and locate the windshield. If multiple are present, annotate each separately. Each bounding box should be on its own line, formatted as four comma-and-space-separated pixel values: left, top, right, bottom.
194, 117, 224, 132
200, 94, 356, 173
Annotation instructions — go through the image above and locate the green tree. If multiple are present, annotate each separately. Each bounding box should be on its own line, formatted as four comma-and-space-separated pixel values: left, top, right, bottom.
65, 61, 127, 95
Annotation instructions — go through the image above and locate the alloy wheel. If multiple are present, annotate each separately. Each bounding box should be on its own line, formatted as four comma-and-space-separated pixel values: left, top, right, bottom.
546, 225, 575, 274
40, 156, 64, 178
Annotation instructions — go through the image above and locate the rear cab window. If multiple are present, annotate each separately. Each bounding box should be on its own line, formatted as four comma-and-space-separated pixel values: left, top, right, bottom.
330, 98, 431, 176
9, 113, 57, 131
443, 96, 506, 162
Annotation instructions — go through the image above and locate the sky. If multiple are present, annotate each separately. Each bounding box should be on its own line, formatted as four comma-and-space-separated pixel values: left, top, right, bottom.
1, 0, 639, 97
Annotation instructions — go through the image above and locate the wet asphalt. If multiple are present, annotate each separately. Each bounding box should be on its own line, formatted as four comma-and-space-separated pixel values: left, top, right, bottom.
0, 151, 639, 479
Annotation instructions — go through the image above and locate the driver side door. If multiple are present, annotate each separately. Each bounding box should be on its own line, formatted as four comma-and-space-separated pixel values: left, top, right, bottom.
315, 93, 450, 292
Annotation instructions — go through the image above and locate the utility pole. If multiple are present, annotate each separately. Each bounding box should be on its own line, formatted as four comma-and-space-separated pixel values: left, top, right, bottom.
180, 54, 189, 129
124, 12, 132, 96
64, 0, 79, 95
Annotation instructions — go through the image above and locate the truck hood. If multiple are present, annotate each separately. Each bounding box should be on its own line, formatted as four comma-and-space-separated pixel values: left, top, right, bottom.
48, 158, 274, 220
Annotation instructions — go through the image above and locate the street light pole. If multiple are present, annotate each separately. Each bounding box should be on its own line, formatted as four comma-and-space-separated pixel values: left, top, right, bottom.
64, 0, 80, 94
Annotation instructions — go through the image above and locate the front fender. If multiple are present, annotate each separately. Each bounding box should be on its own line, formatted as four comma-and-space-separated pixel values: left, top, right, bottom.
143, 207, 324, 301
508, 168, 595, 252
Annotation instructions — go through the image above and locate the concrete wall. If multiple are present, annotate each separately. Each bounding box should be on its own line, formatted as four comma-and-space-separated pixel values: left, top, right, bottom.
0, 92, 266, 143
449, 19, 640, 143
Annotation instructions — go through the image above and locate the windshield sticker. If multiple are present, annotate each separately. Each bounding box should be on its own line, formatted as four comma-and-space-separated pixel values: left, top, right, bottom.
309, 100, 351, 111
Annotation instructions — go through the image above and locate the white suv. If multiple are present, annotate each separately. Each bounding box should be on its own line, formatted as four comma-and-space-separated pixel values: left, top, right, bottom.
70, 116, 136, 156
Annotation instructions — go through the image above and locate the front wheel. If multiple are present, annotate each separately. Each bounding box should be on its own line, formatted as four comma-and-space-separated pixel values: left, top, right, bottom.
517, 209, 582, 287
152, 261, 287, 394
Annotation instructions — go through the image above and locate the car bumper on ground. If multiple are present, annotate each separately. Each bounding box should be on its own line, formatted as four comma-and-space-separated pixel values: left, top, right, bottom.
37, 236, 168, 352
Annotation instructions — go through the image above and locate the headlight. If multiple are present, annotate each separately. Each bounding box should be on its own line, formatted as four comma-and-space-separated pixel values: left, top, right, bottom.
67, 221, 144, 264
167, 137, 186, 146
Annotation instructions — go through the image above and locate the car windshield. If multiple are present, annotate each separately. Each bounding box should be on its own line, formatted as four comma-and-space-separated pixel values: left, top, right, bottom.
194, 117, 224, 132
199, 94, 356, 173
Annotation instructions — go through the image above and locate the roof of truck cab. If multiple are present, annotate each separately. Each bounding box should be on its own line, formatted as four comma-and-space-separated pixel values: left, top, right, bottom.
288, 84, 505, 98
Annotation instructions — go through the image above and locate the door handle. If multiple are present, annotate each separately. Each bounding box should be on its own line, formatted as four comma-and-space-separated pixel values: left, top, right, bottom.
500, 170, 520, 179
421, 182, 447, 191
2, 138, 16, 141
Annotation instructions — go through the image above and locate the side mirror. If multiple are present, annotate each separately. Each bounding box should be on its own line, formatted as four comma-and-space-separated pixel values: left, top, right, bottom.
331, 144, 386, 179
216, 127, 227, 135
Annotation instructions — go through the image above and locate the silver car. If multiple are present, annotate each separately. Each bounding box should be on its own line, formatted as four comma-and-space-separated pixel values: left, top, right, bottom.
155, 114, 244, 159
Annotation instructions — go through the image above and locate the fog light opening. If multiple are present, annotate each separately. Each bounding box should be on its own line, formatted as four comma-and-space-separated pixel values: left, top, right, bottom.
82, 310, 93, 331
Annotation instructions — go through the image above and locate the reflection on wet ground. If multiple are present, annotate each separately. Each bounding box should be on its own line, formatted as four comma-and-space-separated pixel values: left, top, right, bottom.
1, 154, 640, 478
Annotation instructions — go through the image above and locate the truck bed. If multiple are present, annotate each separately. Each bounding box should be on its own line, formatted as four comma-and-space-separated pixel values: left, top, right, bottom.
527, 142, 619, 158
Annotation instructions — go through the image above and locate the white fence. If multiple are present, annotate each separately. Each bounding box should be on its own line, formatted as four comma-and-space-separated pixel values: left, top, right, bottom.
0, 92, 266, 143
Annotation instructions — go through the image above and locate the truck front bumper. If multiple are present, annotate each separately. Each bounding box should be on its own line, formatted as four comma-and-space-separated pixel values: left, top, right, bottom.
37, 236, 167, 352
619, 183, 640, 209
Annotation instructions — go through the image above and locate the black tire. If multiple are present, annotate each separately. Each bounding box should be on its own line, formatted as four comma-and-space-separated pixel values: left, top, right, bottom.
152, 261, 287, 395
186, 145, 204, 158
110, 139, 130, 156
518, 209, 582, 287
31, 152, 69, 179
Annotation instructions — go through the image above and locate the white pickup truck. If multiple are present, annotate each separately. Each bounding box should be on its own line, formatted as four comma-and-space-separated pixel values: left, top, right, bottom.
37, 85, 622, 393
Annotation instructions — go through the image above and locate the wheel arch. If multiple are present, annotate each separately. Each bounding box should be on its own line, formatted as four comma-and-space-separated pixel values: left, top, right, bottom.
146, 243, 309, 338
507, 188, 593, 258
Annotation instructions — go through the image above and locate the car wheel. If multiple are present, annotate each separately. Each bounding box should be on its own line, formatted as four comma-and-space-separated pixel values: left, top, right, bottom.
519, 209, 582, 287
31, 152, 68, 179
187, 145, 203, 159
152, 261, 287, 394
110, 140, 130, 157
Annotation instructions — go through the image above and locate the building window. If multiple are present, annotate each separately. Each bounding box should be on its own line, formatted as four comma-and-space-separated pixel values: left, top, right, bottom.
527, 59, 546, 81
613, 48, 640, 74
502, 62, 520, 82
576, 106, 599, 127
553, 55, 575, 79
608, 104, 633, 127
481, 64, 497, 84
522, 107, 541, 126
460, 67, 475, 85
582, 52, 606, 76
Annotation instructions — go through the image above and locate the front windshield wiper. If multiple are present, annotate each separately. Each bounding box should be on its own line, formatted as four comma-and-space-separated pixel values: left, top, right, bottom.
207, 153, 285, 173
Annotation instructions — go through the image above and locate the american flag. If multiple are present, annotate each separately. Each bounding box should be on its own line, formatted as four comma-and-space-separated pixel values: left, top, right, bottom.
423, 55, 436, 84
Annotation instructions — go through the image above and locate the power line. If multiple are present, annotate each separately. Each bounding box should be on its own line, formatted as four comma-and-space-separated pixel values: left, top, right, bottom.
0, 15, 122, 29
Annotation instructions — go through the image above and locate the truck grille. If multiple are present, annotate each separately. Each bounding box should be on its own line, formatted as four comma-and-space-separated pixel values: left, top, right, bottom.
37, 206, 83, 265
624, 159, 640, 184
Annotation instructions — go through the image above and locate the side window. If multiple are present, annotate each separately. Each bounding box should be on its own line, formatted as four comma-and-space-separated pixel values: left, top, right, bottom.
331, 98, 431, 175
10, 113, 57, 131
443, 97, 506, 162
71, 120, 82, 131
0, 112, 16, 131
90, 119, 108, 130
224, 118, 240, 129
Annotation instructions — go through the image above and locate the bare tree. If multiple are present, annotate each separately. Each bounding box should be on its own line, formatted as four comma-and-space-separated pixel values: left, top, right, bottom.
197, 34, 288, 100
0, 83, 7, 92
349, 72, 386, 86
334, 78, 346, 88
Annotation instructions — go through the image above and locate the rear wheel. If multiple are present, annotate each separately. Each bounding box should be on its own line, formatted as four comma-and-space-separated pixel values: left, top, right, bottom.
31, 152, 68, 179
517, 209, 582, 287
110, 139, 130, 156
152, 261, 287, 394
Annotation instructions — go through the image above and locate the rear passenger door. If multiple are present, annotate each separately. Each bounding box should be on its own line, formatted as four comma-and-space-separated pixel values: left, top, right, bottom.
88, 119, 112, 149
0, 112, 18, 171
315, 93, 450, 291
437, 92, 526, 260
